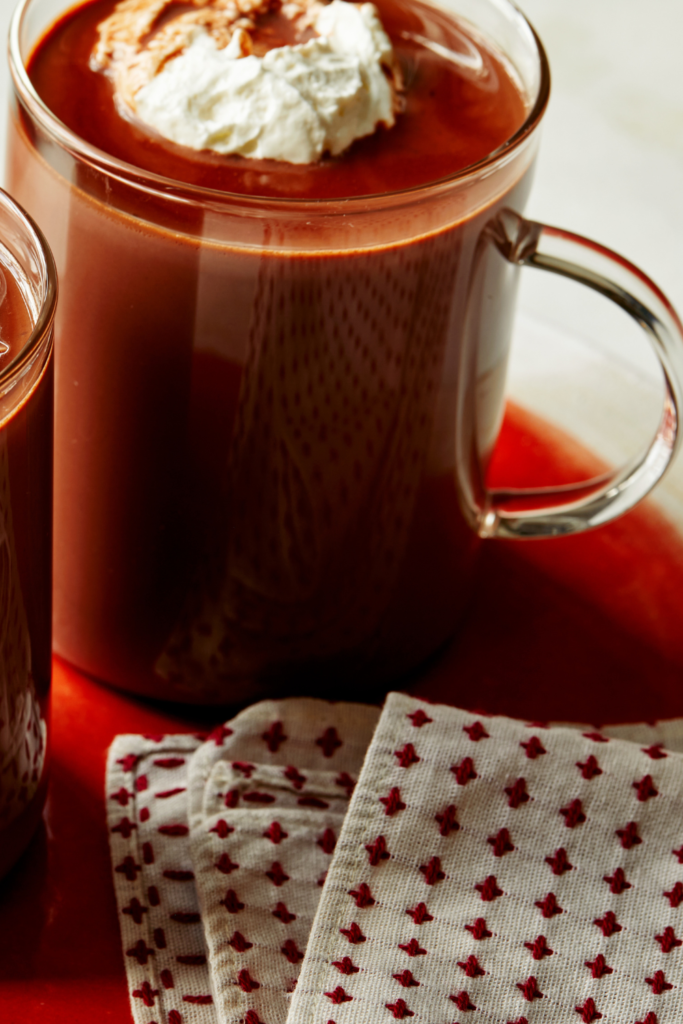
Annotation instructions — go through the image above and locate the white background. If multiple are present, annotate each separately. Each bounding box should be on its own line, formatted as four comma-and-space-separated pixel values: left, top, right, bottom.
509, 0, 683, 528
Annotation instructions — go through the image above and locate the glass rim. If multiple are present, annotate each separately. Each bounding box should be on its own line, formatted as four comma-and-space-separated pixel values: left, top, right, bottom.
0, 188, 56, 398
8, 0, 551, 209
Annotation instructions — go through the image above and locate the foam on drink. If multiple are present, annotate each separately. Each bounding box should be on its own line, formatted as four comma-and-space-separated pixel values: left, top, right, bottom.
93, 0, 403, 163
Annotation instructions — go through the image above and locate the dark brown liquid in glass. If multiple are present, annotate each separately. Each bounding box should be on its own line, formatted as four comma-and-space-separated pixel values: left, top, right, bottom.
11, 0, 530, 701
0, 262, 52, 877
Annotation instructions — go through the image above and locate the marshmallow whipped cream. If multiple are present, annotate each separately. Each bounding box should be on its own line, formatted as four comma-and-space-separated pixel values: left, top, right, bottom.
93, 0, 403, 164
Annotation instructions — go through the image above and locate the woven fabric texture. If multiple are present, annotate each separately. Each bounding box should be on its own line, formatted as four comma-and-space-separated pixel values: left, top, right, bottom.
107, 732, 216, 1024
188, 698, 381, 1024
108, 698, 683, 1024
107, 699, 380, 1024
552, 720, 683, 755
288, 693, 683, 1024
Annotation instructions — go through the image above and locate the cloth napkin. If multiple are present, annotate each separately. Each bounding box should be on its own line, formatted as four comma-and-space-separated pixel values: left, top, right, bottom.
107, 731, 211, 1023
107, 698, 380, 1024
290, 694, 683, 1023
107, 698, 683, 1024
186, 698, 380, 1024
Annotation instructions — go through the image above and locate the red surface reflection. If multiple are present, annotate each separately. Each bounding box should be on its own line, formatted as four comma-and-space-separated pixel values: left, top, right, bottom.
2, 402, 683, 1022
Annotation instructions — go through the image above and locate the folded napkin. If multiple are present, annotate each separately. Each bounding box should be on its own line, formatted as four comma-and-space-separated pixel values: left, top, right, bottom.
107, 731, 212, 1023
186, 698, 380, 1024
107, 699, 379, 1024
107, 699, 683, 1024
290, 694, 683, 1024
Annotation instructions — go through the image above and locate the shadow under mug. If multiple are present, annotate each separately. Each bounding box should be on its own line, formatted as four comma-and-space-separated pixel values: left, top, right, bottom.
7, 0, 683, 703
0, 187, 55, 879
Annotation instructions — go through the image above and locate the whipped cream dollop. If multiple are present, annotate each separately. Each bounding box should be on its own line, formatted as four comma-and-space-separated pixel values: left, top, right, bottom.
93, 0, 401, 164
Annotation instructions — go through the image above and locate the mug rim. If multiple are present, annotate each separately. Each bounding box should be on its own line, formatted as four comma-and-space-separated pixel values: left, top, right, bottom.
0, 188, 56, 401
9, 0, 551, 208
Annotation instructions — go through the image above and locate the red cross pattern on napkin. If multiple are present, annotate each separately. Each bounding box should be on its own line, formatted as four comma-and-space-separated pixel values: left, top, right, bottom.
287, 693, 683, 1024
187, 698, 380, 1024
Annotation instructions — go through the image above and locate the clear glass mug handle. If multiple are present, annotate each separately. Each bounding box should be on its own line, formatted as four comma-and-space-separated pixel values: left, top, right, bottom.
457, 211, 683, 539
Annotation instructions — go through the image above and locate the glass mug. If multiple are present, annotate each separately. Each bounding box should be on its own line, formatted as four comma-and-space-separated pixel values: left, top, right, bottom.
0, 187, 55, 878
7, 0, 683, 703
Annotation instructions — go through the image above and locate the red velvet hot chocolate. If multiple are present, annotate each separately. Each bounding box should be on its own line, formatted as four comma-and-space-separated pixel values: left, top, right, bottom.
0, 195, 54, 877
29, 0, 527, 196
8, 0, 543, 701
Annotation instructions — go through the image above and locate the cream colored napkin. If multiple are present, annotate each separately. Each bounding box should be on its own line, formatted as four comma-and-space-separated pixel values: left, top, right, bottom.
107, 699, 379, 1024
187, 699, 380, 1024
108, 699, 683, 1024
107, 731, 215, 1024
288, 694, 683, 1024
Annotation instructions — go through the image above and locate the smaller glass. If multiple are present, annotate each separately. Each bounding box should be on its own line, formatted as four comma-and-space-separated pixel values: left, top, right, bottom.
0, 187, 55, 879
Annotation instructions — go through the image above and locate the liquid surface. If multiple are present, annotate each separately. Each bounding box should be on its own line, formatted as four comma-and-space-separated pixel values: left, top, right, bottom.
29, 0, 528, 198
0, 262, 33, 373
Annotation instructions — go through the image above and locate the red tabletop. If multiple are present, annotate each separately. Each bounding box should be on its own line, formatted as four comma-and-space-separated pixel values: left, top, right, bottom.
2, 402, 683, 1023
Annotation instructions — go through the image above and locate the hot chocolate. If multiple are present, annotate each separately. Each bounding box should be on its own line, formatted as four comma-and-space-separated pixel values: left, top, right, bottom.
8, 0, 540, 700
0, 202, 54, 877
28, 0, 527, 196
